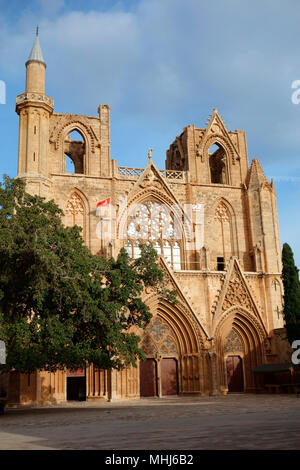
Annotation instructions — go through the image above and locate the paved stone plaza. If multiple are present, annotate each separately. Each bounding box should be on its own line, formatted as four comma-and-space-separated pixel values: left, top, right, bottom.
0, 394, 300, 450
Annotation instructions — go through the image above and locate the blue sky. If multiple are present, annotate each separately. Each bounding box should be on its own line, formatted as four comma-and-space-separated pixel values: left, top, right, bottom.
1, 0, 300, 267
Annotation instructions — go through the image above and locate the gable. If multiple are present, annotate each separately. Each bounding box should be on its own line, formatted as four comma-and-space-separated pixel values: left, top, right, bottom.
154, 257, 210, 341
198, 108, 240, 165
212, 257, 267, 334
125, 158, 182, 208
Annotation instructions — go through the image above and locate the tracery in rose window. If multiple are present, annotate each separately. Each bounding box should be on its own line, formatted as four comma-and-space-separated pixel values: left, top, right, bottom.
124, 201, 182, 270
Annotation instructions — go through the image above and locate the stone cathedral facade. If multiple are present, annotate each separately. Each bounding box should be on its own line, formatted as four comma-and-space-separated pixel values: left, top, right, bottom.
6, 32, 288, 404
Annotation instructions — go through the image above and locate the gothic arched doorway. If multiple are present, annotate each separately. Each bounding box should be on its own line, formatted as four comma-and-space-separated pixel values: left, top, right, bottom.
215, 308, 265, 394
139, 294, 205, 397
140, 316, 179, 397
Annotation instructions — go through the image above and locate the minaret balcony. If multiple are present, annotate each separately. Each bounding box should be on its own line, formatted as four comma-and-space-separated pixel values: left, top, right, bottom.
16, 92, 53, 110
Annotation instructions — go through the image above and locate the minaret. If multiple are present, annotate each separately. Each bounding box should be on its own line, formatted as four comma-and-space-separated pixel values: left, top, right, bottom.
16, 27, 53, 197
25, 26, 46, 93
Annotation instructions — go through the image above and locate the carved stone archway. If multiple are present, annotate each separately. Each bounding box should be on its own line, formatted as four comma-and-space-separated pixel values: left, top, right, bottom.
214, 307, 265, 393
139, 296, 207, 396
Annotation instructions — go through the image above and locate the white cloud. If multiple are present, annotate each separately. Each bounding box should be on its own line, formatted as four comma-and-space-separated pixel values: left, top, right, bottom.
2, 0, 300, 160
37, 0, 65, 17
1, 0, 300, 263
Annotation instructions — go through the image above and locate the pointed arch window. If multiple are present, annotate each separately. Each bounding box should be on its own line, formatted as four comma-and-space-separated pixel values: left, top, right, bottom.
124, 201, 182, 270
213, 201, 232, 270
64, 130, 86, 174
209, 143, 228, 184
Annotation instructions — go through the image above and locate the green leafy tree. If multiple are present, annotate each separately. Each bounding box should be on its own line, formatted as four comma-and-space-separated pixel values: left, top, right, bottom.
282, 243, 300, 344
0, 176, 176, 373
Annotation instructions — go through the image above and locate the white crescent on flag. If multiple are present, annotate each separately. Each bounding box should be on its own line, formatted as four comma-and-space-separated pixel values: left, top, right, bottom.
96, 197, 110, 215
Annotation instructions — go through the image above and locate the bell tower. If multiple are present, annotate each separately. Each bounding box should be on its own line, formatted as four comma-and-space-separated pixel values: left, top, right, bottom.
166, 108, 249, 185
16, 27, 53, 197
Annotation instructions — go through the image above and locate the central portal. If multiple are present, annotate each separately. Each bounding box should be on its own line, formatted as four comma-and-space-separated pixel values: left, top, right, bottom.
140, 357, 179, 397
140, 316, 181, 397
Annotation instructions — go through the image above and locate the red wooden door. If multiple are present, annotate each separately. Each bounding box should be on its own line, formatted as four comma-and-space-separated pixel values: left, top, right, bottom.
226, 355, 244, 392
161, 358, 178, 396
140, 359, 157, 397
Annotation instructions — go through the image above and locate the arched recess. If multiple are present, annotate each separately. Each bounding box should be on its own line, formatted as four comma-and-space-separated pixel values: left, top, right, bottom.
140, 295, 207, 395
214, 307, 266, 393
117, 188, 191, 270
203, 135, 235, 185
57, 121, 94, 175
208, 197, 239, 270
64, 130, 85, 174
208, 143, 228, 184
64, 188, 90, 246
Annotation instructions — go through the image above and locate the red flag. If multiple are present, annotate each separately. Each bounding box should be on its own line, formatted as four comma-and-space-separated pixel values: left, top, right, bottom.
96, 197, 110, 215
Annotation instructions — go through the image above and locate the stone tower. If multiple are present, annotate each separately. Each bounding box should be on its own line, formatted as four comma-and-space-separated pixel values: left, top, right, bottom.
16, 27, 54, 198
7, 32, 289, 405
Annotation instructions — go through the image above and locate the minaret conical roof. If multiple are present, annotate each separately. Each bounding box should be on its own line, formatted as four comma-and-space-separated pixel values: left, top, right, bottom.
26, 26, 45, 66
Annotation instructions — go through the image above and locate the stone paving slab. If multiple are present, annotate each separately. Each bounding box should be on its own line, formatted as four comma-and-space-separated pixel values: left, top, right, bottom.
1, 394, 300, 450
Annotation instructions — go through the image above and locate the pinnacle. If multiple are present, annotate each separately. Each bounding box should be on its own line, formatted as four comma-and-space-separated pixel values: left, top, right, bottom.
248, 158, 269, 185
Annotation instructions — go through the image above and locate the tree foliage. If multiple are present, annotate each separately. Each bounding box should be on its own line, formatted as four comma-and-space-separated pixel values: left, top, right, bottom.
282, 243, 300, 344
0, 176, 176, 373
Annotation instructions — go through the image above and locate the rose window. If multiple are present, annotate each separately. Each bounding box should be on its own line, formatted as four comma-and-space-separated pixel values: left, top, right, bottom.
124, 201, 182, 270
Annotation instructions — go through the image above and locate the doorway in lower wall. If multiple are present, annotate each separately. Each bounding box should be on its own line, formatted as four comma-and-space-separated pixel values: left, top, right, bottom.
140, 357, 179, 397
226, 355, 244, 392
66, 369, 86, 401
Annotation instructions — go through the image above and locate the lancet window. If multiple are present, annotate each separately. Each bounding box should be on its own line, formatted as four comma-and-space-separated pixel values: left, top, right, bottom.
64, 129, 85, 174
65, 192, 86, 240
209, 143, 228, 184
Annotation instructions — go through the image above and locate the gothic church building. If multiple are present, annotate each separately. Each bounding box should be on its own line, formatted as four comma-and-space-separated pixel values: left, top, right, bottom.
7, 32, 287, 404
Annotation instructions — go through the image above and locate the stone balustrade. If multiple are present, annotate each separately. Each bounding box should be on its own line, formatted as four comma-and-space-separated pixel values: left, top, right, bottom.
117, 166, 185, 180
16, 92, 54, 107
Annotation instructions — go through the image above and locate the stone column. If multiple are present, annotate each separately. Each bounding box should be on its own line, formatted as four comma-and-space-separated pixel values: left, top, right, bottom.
208, 351, 220, 396
109, 369, 118, 402
156, 356, 162, 398
35, 370, 41, 403
199, 352, 207, 395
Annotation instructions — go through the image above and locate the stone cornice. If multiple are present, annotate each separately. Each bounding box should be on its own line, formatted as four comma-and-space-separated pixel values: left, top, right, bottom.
18, 174, 52, 187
